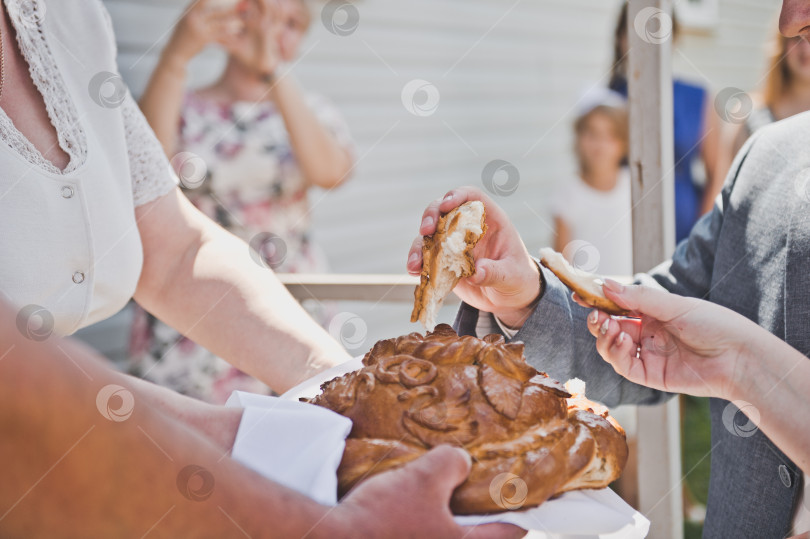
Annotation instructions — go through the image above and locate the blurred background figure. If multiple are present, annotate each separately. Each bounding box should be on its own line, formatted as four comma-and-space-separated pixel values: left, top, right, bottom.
552, 89, 632, 276
608, 3, 722, 243
717, 28, 810, 179
128, 0, 355, 403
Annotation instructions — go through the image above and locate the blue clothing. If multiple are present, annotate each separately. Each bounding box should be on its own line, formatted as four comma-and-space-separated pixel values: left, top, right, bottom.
612, 78, 708, 242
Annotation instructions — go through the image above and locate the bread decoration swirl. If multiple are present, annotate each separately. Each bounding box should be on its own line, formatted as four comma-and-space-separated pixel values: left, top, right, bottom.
305, 324, 628, 514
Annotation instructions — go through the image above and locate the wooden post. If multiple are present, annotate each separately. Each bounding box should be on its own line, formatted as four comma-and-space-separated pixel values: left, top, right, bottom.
627, 0, 683, 537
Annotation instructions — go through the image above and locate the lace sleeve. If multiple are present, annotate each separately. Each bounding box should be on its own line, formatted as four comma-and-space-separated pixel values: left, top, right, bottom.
122, 94, 179, 207
92, 0, 177, 207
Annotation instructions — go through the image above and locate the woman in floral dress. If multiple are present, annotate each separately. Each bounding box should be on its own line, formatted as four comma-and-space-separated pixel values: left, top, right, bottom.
129, 0, 355, 403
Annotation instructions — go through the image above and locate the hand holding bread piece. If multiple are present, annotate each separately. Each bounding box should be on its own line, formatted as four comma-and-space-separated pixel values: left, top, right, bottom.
407, 188, 546, 330
411, 201, 487, 330
539, 248, 631, 316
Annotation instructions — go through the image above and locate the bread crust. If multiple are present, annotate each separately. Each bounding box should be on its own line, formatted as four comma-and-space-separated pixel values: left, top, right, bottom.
305, 324, 628, 514
411, 202, 487, 329
539, 248, 631, 316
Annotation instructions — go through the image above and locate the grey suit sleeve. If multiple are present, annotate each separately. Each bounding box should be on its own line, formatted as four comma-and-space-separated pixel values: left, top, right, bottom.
454, 263, 668, 407
454, 136, 757, 408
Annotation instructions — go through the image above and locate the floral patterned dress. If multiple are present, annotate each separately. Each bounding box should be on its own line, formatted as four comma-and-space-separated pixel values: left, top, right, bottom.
128, 91, 354, 403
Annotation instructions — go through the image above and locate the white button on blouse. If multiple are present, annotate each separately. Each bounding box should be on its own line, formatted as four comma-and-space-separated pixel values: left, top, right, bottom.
0, 0, 178, 336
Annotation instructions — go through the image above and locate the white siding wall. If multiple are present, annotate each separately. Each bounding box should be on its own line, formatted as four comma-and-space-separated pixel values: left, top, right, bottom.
97, 0, 781, 349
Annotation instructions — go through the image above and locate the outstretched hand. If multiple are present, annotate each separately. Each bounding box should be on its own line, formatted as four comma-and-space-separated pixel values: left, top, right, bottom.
406, 187, 541, 329
581, 280, 756, 400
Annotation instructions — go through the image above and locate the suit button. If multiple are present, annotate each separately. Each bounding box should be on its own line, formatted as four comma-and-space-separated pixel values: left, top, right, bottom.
778, 464, 792, 487
61, 186, 75, 199
72, 272, 85, 284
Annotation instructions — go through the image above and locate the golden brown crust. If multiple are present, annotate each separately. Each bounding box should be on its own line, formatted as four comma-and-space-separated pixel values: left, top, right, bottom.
305, 324, 627, 514
411, 234, 435, 323
538, 248, 631, 316
411, 202, 487, 328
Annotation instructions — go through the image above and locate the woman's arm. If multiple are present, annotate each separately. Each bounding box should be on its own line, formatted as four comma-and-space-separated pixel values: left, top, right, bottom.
586, 281, 810, 475
139, 1, 241, 155
270, 76, 355, 189
133, 188, 352, 394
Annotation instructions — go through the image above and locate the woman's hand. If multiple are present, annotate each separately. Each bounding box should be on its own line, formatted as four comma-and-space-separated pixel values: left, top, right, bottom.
164, 0, 245, 67
583, 280, 760, 400
406, 187, 541, 329
219, 0, 283, 78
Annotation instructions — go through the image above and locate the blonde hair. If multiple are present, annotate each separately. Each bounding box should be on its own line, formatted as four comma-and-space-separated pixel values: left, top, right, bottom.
762, 32, 798, 110
574, 105, 629, 175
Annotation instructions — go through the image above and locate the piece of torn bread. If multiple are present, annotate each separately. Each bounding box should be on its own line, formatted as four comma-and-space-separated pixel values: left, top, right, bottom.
411, 201, 487, 330
539, 247, 630, 316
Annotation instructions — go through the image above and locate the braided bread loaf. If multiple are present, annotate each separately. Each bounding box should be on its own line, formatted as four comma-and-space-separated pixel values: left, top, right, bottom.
306, 324, 627, 514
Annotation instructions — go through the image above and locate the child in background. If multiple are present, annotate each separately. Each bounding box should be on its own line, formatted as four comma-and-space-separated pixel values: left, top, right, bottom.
552, 90, 632, 277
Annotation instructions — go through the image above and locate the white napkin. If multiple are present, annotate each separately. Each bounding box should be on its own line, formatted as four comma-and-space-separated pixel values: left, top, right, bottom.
454, 489, 650, 538
226, 363, 649, 538
225, 391, 352, 506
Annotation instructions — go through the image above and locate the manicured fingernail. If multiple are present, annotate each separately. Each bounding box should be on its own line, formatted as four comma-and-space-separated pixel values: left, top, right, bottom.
603, 279, 624, 293
599, 317, 611, 335
443, 193, 454, 201
420, 216, 433, 230
408, 252, 419, 266
617, 331, 626, 344
588, 309, 599, 324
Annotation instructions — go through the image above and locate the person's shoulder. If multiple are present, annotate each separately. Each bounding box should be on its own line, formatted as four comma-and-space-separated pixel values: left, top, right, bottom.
557, 175, 590, 196
41, 0, 117, 51
758, 110, 810, 137
549, 176, 583, 215
43, 0, 109, 28
752, 111, 810, 159
725, 111, 810, 197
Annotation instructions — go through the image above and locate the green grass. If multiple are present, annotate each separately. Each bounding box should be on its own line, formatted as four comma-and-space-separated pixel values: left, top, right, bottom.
681, 395, 713, 538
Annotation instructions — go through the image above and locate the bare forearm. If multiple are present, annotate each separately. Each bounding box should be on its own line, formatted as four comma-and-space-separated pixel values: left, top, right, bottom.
270, 76, 353, 188
0, 315, 337, 537
126, 375, 242, 452
134, 192, 351, 393
139, 50, 189, 156
733, 334, 810, 475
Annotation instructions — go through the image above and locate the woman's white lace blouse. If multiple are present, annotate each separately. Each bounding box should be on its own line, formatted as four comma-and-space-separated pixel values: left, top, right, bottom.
0, 0, 178, 335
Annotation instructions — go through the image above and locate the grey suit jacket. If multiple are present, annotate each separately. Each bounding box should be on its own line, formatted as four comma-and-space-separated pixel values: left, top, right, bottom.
454, 111, 810, 537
